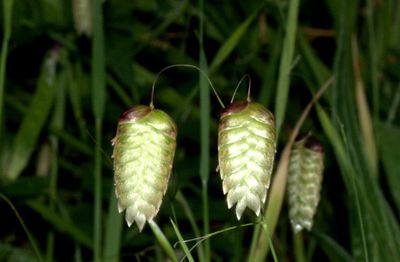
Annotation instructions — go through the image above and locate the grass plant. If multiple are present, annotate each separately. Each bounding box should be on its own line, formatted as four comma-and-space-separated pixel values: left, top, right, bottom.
1, 0, 400, 261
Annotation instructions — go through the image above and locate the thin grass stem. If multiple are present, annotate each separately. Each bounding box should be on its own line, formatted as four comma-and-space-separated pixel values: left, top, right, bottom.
366, 0, 379, 120
230, 74, 251, 103
150, 64, 225, 109
93, 118, 103, 261
248, 218, 261, 261
198, 4, 211, 261
199, 2, 211, 257
0, 193, 43, 262
46, 67, 66, 262
175, 191, 205, 262
293, 233, 306, 262
149, 220, 179, 262
0, 0, 13, 134
170, 219, 195, 262
91, 0, 106, 259
386, 82, 400, 124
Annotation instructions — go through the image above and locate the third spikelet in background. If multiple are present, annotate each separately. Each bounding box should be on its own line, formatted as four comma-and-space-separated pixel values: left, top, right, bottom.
287, 135, 324, 233
112, 105, 177, 231
72, 0, 92, 36
218, 101, 276, 220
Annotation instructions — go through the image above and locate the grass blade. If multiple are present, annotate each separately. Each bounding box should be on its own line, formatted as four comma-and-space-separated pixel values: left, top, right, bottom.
366, 0, 379, 119
330, 1, 400, 259
103, 189, 123, 262
91, 0, 106, 260
274, 0, 300, 134
46, 57, 67, 262
107, 75, 133, 107
199, 37, 211, 262
4, 48, 59, 183
170, 219, 195, 262
258, 29, 282, 105
199, 0, 210, 259
91, 0, 105, 119
27, 200, 93, 249
375, 122, 400, 213
312, 231, 353, 262
298, 32, 331, 91
175, 190, 205, 262
148, 220, 178, 262
0, 0, 13, 133
317, 100, 400, 260
351, 37, 378, 176
209, 12, 256, 74
184, 223, 256, 258
48, 127, 92, 157
67, 62, 89, 140
93, 118, 103, 261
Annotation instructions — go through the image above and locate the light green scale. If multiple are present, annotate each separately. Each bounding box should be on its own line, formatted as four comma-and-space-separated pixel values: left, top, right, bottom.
218, 101, 276, 220
288, 135, 324, 233
112, 105, 177, 231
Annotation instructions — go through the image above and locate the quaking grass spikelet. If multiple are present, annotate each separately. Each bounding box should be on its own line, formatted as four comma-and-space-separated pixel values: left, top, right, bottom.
112, 105, 177, 231
218, 101, 276, 220
72, 0, 92, 36
287, 135, 324, 233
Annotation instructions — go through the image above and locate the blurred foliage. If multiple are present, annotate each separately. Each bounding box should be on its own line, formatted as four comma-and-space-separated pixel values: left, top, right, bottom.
1, 0, 400, 261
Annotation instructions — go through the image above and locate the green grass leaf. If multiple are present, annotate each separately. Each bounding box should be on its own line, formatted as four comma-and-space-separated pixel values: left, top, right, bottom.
67, 62, 89, 140
148, 220, 178, 262
170, 219, 195, 262
376, 122, 400, 212
312, 231, 353, 262
0, 0, 14, 133
27, 200, 93, 249
209, 12, 256, 74
274, 0, 300, 134
4, 51, 58, 183
175, 190, 205, 262
329, 1, 400, 260
103, 189, 123, 262
199, 0, 211, 258
91, 0, 106, 260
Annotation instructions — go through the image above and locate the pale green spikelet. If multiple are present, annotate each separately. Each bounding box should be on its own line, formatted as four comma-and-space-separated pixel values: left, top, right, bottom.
218, 101, 276, 220
287, 135, 324, 233
72, 0, 92, 36
112, 105, 177, 231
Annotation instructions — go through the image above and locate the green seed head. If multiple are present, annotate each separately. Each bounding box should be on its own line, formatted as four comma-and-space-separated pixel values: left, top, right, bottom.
112, 105, 177, 231
72, 0, 92, 36
218, 101, 276, 220
287, 135, 324, 233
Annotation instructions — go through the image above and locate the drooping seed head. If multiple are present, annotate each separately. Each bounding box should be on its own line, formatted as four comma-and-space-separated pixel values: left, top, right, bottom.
287, 135, 324, 233
112, 105, 177, 231
72, 0, 92, 36
218, 101, 276, 220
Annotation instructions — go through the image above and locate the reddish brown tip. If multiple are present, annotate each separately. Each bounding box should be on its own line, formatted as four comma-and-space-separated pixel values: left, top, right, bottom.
119, 105, 152, 123
305, 136, 324, 153
221, 100, 249, 118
